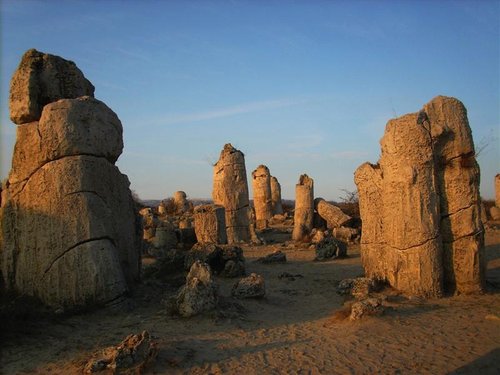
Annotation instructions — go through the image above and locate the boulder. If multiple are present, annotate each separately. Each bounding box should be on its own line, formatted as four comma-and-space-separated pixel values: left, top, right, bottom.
193, 204, 227, 244
349, 298, 384, 320
231, 273, 265, 298
337, 277, 378, 299
212, 144, 251, 243
10, 49, 95, 125
175, 261, 218, 317
292, 174, 314, 241
332, 226, 360, 243
490, 206, 500, 221
83, 331, 157, 374
251, 165, 273, 230
314, 198, 352, 229
314, 237, 347, 261
184, 243, 245, 277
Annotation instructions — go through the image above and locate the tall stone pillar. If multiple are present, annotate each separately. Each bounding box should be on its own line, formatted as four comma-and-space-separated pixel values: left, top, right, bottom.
270, 176, 284, 215
251, 165, 273, 230
292, 174, 314, 241
212, 144, 251, 244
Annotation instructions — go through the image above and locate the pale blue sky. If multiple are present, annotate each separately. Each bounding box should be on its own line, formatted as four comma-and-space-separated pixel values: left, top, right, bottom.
1, 0, 499, 200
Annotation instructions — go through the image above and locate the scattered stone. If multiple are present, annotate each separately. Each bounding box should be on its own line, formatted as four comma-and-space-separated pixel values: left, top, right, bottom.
184, 243, 224, 273
310, 228, 329, 243
220, 246, 246, 278
337, 278, 378, 299
212, 144, 251, 243
257, 250, 287, 264
349, 298, 384, 320
193, 204, 227, 244
175, 261, 218, 317
231, 273, 266, 298
83, 331, 157, 374
314, 198, 352, 229
314, 238, 347, 261
292, 174, 314, 241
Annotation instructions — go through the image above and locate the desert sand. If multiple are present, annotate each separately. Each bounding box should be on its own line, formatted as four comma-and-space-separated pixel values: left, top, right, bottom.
1, 225, 499, 375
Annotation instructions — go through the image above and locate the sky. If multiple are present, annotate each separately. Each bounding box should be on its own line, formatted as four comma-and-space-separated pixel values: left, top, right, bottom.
1, 0, 499, 201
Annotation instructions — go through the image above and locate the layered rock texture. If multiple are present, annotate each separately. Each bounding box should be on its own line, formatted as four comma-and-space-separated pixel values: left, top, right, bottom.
193, 204, 227, 244
212, 144, 251, 244
270, 176, 284, 215
292, 174, 314, 241
355, 96, 484, 297
0, 49, 140, 309
251, 165, 273, 230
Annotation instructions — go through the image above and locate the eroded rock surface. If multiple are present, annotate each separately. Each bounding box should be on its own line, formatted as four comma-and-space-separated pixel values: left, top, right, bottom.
270, 176, 284, 215
212, 144, 251, 243
251, 165, 273, 230
1, 49, 140, 310
355, 96, 484, 297
231, 273, 265, 298
193, 204, 227, 244
314, 198, 352, 229
10, 49, 95, 125
292, 174, 314, 241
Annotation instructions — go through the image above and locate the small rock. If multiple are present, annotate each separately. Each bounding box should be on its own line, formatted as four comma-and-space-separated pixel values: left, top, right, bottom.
83, 331, 157, 373
349, 298, 384, 320
314, 238, 347, 261
232, 273, 266, 298
278, 272, 304, 281
337, 277, 378, 299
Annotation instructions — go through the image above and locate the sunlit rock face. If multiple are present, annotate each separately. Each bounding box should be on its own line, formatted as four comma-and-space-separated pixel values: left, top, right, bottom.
212, 144, 251, 244
252, 165, 273, 230
292, 174, 314, 242
355, 96, 484, 297
1, 49, 140, 310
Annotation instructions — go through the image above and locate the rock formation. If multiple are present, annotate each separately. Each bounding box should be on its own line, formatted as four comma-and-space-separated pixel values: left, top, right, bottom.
173, 191, 190, 214
270, 176, 284, 215
0, 49, 140, 310
193, 204, 227, 244
492, 175, 500, 220
314, 198, 352, 229
231, 273, 265, 298
355, 96, 484, 297
212, 144, 251, 243
292, 174, 314, 241
251, 165, 273, 229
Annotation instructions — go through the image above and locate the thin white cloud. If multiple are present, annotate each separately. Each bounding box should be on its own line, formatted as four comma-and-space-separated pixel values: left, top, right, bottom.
155, 98, 308, 126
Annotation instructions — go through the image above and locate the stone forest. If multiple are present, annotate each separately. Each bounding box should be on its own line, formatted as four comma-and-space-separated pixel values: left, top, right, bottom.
1, 50, 499, 374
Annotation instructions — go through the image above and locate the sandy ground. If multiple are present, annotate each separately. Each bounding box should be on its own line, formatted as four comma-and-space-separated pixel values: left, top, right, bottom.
1, 227, 499, 374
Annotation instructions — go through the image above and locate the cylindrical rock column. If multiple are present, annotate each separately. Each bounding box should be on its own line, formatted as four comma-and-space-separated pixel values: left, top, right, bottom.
292, 174, 314, 241
252, 165, 273, 230
173, 191, 189, 214
212, 144, 251, 244
270, 176, 284, 215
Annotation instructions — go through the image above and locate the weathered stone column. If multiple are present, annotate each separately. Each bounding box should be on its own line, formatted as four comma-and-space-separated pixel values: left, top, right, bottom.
379, 112, 443, 297
1, 49, 141, 309
292, 174, 314, 241
354, 163, 386, 280
355, 95, 484, 297
425, 96, 485, 294
270, 176, 284, 215
251, 165, 273, 230
212, 144, 251, 244
193, 204, 227, 244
